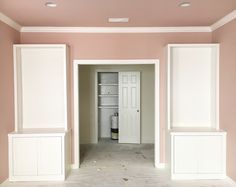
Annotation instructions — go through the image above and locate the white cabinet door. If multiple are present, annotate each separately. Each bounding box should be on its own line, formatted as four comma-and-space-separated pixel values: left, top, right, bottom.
198, 136, 224, 173
119, 72, 140, 143
171, 133, 226, 179
38, 137, 63, 175
12, 137, 38, 176
173, 136, 198, 173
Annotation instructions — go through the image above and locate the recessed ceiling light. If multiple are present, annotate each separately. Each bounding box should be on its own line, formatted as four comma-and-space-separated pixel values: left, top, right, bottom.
108, 18, 129, 23
179, 2, 191, 7
45, 2, 57, 8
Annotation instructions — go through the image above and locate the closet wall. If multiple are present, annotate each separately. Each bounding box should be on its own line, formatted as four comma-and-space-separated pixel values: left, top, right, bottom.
79, 65, 154, 144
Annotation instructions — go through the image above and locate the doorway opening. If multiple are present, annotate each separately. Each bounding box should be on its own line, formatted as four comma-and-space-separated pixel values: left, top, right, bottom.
73, 60, 160, 169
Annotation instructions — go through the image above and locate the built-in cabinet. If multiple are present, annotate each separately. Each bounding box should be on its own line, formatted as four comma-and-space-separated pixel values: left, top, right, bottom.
9, 45, 70, 181
166, 44, 226, 180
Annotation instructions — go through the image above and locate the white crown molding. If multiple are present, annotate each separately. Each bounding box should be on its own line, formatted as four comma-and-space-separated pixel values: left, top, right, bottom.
20, 26, 212, 33
0, 12, 21, 31
211, 9, 236, 31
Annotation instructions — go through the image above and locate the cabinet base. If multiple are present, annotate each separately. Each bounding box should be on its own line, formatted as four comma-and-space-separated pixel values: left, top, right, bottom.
171, 173, 226, 180
9, 175, 65, 182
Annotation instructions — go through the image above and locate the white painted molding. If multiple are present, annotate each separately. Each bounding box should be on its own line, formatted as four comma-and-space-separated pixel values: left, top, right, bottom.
0, 12, 21, 31
155, 163, 166, 169
20, 26, 212, 33
70, 164, 79, 170
211, 10, 236, 31
74, 59, 158, 65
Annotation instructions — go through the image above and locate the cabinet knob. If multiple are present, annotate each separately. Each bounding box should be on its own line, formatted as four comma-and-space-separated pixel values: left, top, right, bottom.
137, 110, 139, 112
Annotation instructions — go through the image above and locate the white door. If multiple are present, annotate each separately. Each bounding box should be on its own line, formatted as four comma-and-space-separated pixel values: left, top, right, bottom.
12, 137, 38, 176
197, 135, 224, 173
38, 137, 63, 175
173, 136, 198, 174
119, 72, 140, 143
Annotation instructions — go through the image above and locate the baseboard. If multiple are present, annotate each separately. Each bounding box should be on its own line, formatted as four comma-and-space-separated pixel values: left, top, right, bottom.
171, 174, 226, 180
70, 164, 79, 169
80, 139, 97, 144
226, 176, 236, 186
155, 163, 166, 169
1, 179, 9, 185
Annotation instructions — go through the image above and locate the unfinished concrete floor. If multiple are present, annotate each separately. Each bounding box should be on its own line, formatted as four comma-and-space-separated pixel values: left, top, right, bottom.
2, 139, 235, 187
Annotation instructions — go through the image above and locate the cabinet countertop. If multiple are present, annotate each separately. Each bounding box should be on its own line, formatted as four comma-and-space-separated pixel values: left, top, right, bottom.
8, 128, 70, 136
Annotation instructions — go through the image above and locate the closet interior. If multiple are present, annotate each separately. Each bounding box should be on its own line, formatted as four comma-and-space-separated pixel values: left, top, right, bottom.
97, 72, 119, 141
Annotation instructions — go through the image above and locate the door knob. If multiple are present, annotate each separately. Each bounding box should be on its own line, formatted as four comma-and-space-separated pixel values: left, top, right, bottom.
137, 110, 139, 112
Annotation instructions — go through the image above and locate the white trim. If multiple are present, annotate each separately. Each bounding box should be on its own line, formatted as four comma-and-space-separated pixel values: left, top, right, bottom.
211, 10, 236, 31
73, 62, 79, 169
73, 59, 159, 65
70, 164, 78, 170
155, 163, 165, 169
0, 12, 21, 31
73, 59, 160, 169
226, 176, 236, 186
20, 26, 212, 33
154, 61, 160, 167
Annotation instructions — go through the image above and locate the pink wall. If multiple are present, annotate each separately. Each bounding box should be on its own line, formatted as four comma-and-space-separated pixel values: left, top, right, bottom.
213, 19, 236, 181
0, 21, 20, 183
21, 32, 212, 163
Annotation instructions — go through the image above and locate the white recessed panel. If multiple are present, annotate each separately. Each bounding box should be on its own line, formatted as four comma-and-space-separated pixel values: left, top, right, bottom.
122, 75, 128, 84
131, 87, 137, 108
38, 137, 62, 175
131, 75, 137, 84
13, 137, 38, 176
197, 135, 223, 173
170, 47, 214, 128
173, 136, 198, 173
122, 87, 128, 108
21, 47, 66, 128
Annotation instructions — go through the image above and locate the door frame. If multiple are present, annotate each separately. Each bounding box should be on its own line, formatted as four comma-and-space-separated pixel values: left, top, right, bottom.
72, 59, 160, 169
